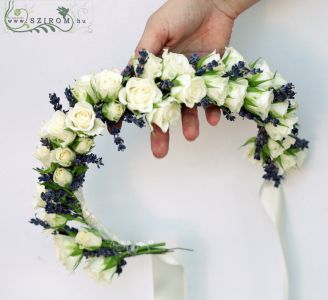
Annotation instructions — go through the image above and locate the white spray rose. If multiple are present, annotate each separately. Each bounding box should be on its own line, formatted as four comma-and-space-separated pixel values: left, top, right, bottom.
161, 49, 195, 80
54, 235, 82, 271
272, 73, 287, 89
243, 142, 262, 166
44, 213, 67, 227
73, 137, 94, 154
265, 114, 298, 141
133, 52, 162, 79
66, 101, 105, 136
171, 74, 206, 108
119, 77, 162, 113
199, 50, 222, 70
85, 257, 117, 283
35, 146, 51, 168
40, 111, 76, 147
277, 153, 298, 174
203, 75, 229, 106
102, 101, 125, 122
224, 78, 248, 113
295, 149, 307, 168
53, 167, 73, 187
250, 59, 274, 90
75, 228, 102, 250
34, 184, 46, 208
268, 136, 296, 159
222, 47, 245, 71
244, 90, 273, 120
146, 97, 181, 133
72, 75, 98, 104
50, 147, 76, 167
91, 69, 123, 101
270, 102, 289, 117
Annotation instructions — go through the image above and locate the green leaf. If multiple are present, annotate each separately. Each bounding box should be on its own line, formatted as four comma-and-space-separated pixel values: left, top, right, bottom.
246, 86, 263, 93
72, 164, 88, 176
70, 248, 83, 257
249, 58, 261, 69
222, 51, 231, 64
262, 144, 270, 161
103, 256, 120, 271
284, 148, 300, 156
196, 53, 211, 69
248, 78, 273, 88
34, 163, 58, 175
203, 70, 220, 76
240, 137, 256, 148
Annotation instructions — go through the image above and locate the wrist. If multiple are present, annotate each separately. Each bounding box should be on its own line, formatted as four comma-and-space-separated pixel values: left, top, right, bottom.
211, 0, 258, 19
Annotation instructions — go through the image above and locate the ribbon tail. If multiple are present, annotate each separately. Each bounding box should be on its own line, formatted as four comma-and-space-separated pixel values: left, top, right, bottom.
259, 181, 289, 300
152, 253, 185, 300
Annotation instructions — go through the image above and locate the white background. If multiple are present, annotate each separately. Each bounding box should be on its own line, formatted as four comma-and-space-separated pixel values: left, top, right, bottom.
0, 0, 327, 299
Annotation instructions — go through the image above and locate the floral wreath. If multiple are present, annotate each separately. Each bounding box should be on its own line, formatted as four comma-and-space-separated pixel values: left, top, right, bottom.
32, 47, 309, 283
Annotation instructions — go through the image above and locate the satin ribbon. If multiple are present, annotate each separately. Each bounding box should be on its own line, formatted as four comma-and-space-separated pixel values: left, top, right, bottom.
259, 182, 289, 300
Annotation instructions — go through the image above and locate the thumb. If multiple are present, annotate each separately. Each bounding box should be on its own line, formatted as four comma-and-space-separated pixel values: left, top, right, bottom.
135, 17, 168, 55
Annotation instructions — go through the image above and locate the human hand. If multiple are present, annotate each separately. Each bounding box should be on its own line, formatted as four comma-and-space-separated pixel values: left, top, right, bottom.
131, 0, 257, 158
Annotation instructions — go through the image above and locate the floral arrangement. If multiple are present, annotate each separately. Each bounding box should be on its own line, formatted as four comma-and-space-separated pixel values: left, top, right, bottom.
32, 47, 309, 283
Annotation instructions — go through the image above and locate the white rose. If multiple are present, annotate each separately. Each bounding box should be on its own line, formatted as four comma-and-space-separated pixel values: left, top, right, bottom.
119, 77, 162, 113
270, 102, 289, 117
295, 149, 307, 167
35, 146, 51, 168
272, 73, 287, 89
66, 101, 105, 136
203, 75, 229, 106
53, 167, 73, 187
161, 49, 195, 80
75, 228, 102, 250
244, 90, 273, 120
91, 69, 123, 101
40, 111, 76, 147
133, 52, 162, 79
44, 213, 67, 227
249, 59, 274, 90
222, 47, 245, 71
85, 257, 117, 283
243, 142, 262, 166
73, 137, 94, 154
54, 235, 82, 271
50, 147, 76, 167
102, 101, 125, 122
72, 75, 98, 104
224, 78, 248, 113
277, 153, 297, 174
34, 184, 46, 208
171, 74, 206, 108
265, 114, 298, 141
199, 50, 223, 71
268, 136, 296, 159
146, 97, 181, 132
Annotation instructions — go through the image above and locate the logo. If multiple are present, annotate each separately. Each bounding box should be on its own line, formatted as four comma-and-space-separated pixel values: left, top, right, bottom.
3, 0, 92, 33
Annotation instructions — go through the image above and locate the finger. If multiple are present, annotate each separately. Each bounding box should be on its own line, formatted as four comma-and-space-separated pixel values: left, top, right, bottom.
107, 120, 122, 134
135, 16, 168, 55
181, 106, 199, 141
205, 105, 221, 126
150, 124, 170, 158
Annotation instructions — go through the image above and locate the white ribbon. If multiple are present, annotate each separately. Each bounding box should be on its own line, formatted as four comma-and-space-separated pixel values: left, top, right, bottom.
152, 254, 185, 300
259, 181, 289, 300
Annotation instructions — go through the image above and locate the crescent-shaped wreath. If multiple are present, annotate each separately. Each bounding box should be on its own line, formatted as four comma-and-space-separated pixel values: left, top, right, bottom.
32, 47, 309, 282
